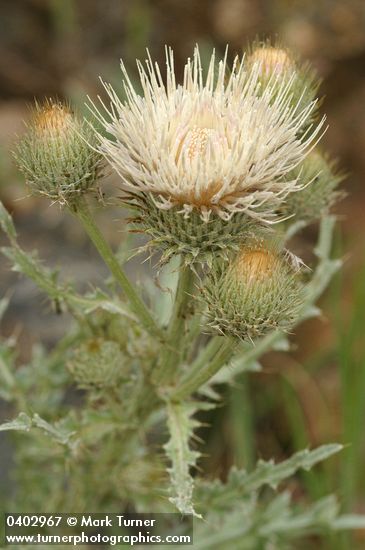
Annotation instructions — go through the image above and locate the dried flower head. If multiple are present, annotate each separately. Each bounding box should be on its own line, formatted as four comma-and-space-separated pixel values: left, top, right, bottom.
14, 100, 104, 205
90, 47, 324, 224
202, 242, 303, 339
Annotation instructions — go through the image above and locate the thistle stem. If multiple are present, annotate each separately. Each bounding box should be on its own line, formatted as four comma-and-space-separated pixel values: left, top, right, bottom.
72, 197, 162, 340
0, 355, 15, 389
152, 261, 195, 385
170, 336, 236, 401
305, 215, 341, 305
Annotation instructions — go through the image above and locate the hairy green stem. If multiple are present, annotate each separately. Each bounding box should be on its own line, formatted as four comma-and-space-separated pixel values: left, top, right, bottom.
0, 353, 28, 411
232, 330, 282, 370
0, 354, 15, 389
72, 197, 162, 340
170, 336, 236, 401
152, 261, 195, 385
306, 215, 341, 305
284, 220, 307, 242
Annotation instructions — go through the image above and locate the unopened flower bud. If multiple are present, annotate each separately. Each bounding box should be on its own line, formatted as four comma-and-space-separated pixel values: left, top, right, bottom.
249, 46, 295, 77
13, 100, 103, 205
283, 151, 344, 224
247, 42, 319, 120
68, 338, 125, 390
202, 244, 303, 339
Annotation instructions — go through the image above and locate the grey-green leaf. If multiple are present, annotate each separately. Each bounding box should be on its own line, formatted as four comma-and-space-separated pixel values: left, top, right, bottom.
164, 401, 202, 517
0, 412, 32, 432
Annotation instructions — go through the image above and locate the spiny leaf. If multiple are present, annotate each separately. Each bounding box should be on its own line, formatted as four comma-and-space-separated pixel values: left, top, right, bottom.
196, 444, 343, 511
2, 245, 63, 301
240, 443, 343, 493
209, 359, 261, 386
198, 359, 261, 402
164, 401, 202, 517
0, 412, 32, 432
0, 412, 77, 449
1, 213, 134, 321
32, 414, 77, 447
259, 494, 339, 536
75, 289, 136, 321
194, 493, 365, 549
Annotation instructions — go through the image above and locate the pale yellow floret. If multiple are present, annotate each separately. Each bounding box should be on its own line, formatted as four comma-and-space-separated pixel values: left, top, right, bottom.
34, 102, 74, 136
248, 47, 294, 77
233, 249, 280, 284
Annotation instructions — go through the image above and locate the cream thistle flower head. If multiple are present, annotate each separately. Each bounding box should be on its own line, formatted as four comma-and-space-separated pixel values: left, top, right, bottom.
89, 46, 325, 264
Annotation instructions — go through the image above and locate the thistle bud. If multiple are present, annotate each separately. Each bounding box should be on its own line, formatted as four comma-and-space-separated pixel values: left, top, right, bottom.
283, 151, 344, 224
68, 339, 125, 390
202, 244, 303, 340
247, 42, 319, 119
13, 100, 103, 205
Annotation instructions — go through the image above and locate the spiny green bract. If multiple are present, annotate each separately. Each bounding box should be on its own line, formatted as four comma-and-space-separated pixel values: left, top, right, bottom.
13, 101, 103, 205
68, 338, 126, 390
283, 151, 344, 223
128, 193, 265, 266
202, 245, 303, 340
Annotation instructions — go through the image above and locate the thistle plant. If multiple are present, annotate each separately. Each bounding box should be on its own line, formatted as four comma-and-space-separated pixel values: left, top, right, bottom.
1, 43, 364, 548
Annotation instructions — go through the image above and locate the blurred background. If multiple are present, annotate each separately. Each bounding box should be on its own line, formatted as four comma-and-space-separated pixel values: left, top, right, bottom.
1, 0, 365, 541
